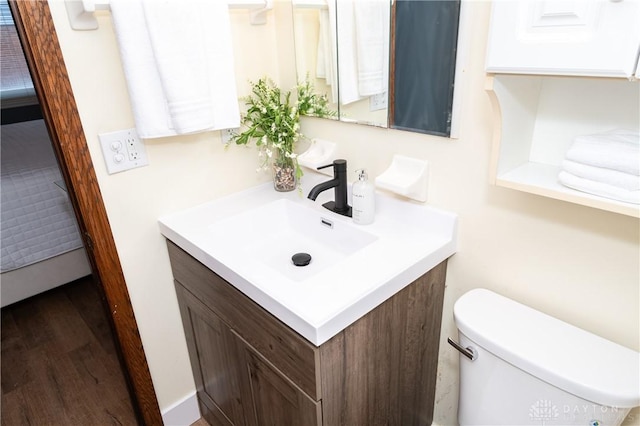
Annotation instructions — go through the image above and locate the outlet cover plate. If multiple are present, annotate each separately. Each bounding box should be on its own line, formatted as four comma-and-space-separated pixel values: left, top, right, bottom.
99, 128, 149, 175
369, 92, 388, 111
221, 127, 240, 144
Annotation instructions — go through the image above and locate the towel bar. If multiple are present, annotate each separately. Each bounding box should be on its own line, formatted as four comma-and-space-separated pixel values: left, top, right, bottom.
65, 0, 273, 31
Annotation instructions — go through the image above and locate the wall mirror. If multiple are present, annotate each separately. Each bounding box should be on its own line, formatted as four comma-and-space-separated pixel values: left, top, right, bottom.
292, 0, 461, 137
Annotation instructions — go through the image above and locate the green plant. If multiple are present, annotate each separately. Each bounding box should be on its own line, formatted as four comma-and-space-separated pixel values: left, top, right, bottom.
296, 76, 337, 119
228, 77, 335, 189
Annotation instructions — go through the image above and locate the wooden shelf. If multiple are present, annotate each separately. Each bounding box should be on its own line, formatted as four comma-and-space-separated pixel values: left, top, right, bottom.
487, 74, 640, 218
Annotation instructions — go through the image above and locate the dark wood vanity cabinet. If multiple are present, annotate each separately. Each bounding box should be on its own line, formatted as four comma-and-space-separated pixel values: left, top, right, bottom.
167, 241, 448, 426
175, 283, 321, 426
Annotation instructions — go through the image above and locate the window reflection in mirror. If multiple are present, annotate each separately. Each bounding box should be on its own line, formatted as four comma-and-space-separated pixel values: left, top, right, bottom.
291, 0, 461, 138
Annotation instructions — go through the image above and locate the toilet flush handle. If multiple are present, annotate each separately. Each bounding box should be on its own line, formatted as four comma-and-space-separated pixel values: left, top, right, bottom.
447, 337, 478, 361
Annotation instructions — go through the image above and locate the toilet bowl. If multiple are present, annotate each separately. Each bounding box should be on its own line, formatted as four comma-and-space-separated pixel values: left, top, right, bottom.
451, 288, 640, 426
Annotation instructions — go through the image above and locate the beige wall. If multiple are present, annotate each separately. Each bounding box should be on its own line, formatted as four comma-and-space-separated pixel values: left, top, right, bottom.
49, 1, 638, 424
48, 0, 291, 411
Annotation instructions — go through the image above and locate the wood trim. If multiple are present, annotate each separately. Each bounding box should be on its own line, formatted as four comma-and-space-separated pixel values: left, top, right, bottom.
8, 1, 162, 424
388, 0, 396, 126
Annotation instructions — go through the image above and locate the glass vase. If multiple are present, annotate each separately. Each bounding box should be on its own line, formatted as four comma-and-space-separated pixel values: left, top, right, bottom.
272, 154, 297, 192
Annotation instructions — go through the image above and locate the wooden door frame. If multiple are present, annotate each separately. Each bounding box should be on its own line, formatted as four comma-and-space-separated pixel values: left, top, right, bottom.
9, 1, 162, 424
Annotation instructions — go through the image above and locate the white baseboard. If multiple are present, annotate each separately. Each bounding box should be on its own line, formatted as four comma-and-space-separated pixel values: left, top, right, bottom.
161, 391, 200, 426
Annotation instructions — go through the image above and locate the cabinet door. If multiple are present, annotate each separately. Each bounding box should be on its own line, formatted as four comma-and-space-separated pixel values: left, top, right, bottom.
236, 334, 322, 426
486, 0, 640, 78
175, 283, 248, 425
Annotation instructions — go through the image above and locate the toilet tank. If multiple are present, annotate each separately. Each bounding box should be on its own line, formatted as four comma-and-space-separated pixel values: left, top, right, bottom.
453, 289, 640, 426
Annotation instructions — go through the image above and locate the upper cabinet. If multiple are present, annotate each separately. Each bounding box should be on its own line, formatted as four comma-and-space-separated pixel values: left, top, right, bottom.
486, 0, 640, 79
485, 0, 640, 218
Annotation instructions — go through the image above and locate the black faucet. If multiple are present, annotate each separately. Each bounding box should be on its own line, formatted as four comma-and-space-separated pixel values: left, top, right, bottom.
307, 159, 352, 217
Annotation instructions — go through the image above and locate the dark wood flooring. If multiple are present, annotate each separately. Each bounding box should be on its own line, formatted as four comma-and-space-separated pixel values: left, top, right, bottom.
1, 276, 138, 425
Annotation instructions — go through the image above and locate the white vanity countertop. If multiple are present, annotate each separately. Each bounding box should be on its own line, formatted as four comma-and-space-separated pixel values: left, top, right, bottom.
158, 173, 457, 346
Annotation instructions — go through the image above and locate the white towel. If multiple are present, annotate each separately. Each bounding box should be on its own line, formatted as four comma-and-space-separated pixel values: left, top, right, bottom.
564, 129, 640, 176
334, 0, 362, 105
110, 0, 240, 139
316, 10, 327, 79
353, 0, 389, 97
558, 171, 640, 205
562, 160, 640, 191
316, 8, 339, 103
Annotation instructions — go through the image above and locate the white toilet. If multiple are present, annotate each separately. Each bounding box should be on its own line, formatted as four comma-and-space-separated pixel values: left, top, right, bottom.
450, 288, 640, 426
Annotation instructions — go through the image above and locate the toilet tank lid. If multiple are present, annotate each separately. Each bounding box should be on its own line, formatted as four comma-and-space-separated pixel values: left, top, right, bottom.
453, 288, 640, 409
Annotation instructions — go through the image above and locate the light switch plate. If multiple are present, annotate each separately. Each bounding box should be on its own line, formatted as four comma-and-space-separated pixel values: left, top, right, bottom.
99, 128, 149, 175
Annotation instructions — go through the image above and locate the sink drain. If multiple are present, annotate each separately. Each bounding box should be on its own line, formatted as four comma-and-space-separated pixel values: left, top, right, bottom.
291, 252, 312, 267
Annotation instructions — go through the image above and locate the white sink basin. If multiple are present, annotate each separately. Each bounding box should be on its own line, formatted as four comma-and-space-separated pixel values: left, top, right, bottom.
209, 199, 378, 282
159, 174, 457, 345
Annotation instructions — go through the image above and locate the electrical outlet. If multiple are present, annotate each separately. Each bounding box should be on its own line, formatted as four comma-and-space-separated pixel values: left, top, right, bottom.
99, 128, 149, 175
369, 92, 388, 111
221, 127, 240, 144
126, 134, 140, 161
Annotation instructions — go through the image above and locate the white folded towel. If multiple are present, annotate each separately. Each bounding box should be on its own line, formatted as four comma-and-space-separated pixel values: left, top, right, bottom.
110, 0, 240, 139
353, 0, 389, 97
562, 160, 640, 191
564, 129, 640, 176
558, 171, 640, 205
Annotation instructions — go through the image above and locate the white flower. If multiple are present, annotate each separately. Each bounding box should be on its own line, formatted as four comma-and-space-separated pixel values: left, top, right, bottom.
266, 148, 273, 158
285, 152, 297, 159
